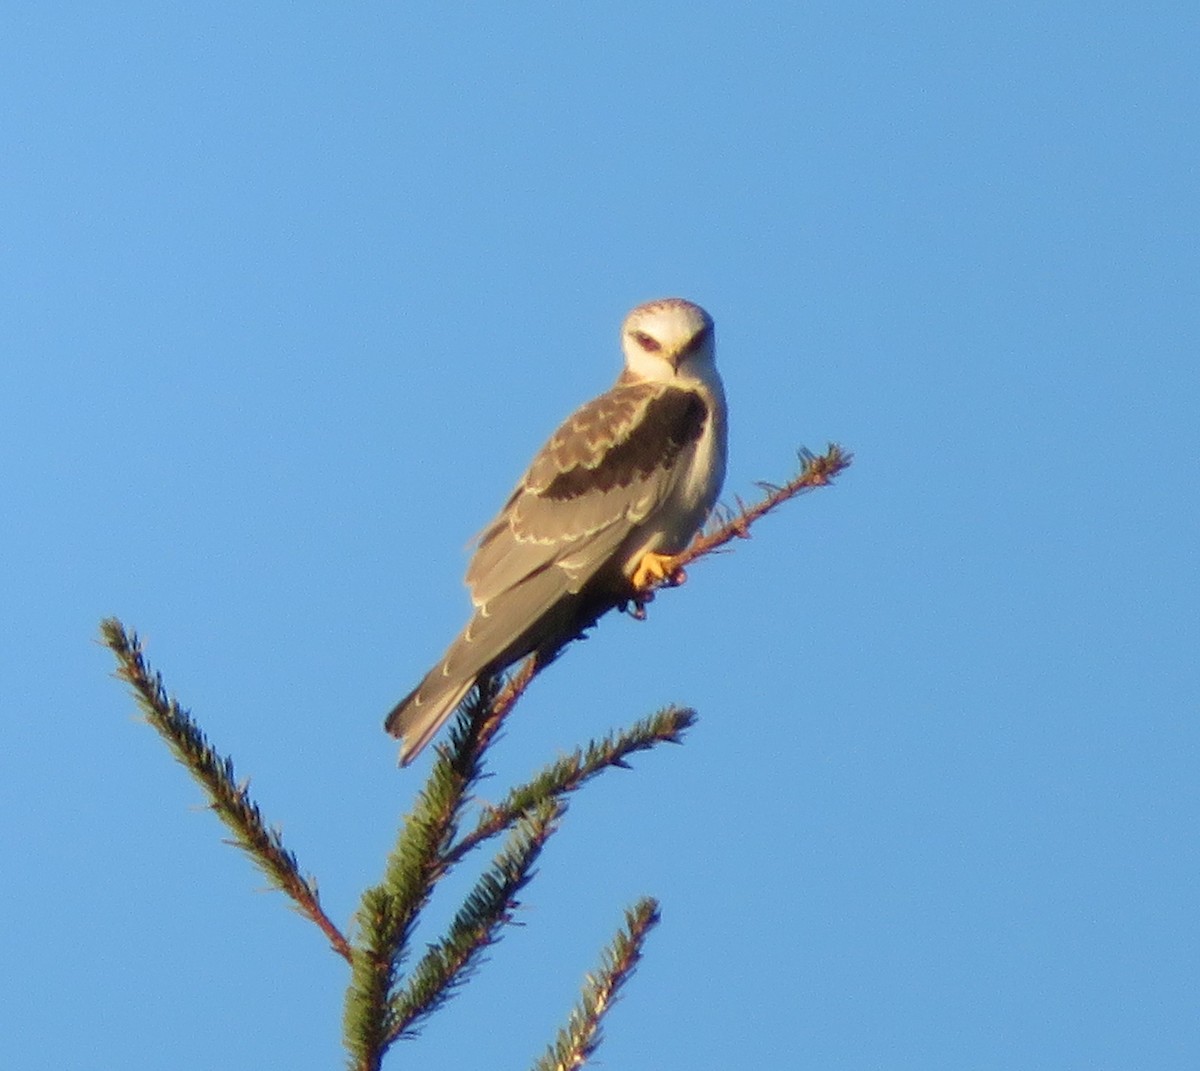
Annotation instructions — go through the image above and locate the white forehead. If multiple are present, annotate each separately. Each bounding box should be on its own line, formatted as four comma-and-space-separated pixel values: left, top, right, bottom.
622, 298, 713, 341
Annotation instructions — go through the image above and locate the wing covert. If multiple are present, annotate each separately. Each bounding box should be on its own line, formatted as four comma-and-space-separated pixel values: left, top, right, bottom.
465, 382, 710, 606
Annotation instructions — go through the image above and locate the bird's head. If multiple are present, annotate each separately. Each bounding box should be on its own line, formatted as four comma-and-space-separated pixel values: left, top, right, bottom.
620, 298, 717, 386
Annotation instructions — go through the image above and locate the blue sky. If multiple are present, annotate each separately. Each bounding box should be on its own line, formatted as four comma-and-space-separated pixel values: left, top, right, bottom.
3, 4, 1197, 1068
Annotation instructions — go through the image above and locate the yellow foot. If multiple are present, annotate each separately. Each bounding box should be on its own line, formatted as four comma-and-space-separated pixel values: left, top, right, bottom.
630, 551, 687, 593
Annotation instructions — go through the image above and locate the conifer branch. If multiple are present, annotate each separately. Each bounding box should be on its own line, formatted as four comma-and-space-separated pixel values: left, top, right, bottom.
445, 706, 697, 868
387, 797, 564, 1042
344, 682, 503, 1067
103, 443, 850, 1069
532, 898, 662, 1071
344, 888, 403, 1070
99, 618, 351, 961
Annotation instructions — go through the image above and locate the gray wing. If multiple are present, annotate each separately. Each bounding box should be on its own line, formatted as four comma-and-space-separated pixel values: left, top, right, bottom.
466, 380, 710, 607
385, 380, 710, 765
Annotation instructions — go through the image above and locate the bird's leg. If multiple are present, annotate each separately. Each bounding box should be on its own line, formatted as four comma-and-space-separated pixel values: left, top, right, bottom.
630, 551, 688, 594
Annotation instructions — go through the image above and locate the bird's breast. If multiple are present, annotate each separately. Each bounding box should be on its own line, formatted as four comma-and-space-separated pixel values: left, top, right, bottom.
624, 382, 728, 569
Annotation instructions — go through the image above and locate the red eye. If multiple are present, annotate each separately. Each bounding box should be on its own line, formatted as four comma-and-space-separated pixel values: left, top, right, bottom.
632, 331, 661, 352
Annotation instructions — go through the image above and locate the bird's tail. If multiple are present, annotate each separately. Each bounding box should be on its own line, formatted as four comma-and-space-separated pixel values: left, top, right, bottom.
384, 664, 479, 766
385, 564, 603, 765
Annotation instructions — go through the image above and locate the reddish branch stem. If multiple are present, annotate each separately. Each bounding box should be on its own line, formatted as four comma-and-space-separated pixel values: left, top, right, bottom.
672, 443, 852, 575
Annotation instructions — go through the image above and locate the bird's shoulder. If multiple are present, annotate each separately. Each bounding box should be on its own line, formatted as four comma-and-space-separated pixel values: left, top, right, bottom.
466, 379, 712, 604
524, 378, 710, 500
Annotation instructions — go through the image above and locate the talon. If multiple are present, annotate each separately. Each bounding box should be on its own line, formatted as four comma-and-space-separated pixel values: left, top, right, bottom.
631, 551, 681, 592
623, 588, 654, 620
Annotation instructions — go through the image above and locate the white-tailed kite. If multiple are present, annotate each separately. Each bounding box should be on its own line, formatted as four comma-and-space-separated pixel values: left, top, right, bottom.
385, 297, 727, 764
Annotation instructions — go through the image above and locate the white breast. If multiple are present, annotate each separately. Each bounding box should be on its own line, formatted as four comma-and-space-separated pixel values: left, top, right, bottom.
621, 377, 728, 574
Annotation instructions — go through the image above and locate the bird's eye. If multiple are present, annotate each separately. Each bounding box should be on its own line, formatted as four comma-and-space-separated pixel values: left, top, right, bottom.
631, 331, 661, 352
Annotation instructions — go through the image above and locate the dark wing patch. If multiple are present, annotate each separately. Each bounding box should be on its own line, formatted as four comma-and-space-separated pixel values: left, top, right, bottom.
535, 387, 708, 501
466, 382, 710, 607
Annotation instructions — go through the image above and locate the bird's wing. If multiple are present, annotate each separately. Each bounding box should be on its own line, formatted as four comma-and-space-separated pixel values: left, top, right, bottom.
466, 380, 710, 607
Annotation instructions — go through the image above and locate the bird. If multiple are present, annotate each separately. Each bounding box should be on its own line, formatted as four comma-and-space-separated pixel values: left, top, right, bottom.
385, 297, 727, 765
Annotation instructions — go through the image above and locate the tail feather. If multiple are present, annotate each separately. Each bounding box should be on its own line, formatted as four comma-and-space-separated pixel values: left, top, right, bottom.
384, 668, 478, 766
384, 565, 599, 765
385, 611, 507, 764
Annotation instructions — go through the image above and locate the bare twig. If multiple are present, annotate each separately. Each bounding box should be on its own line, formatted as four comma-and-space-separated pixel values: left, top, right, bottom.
671, 443, 852, 579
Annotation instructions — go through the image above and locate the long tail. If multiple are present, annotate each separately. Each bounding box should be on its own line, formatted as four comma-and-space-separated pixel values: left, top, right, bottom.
384, 659, 480, 766
385, 565, 588, 765
385, 595, 552, 764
